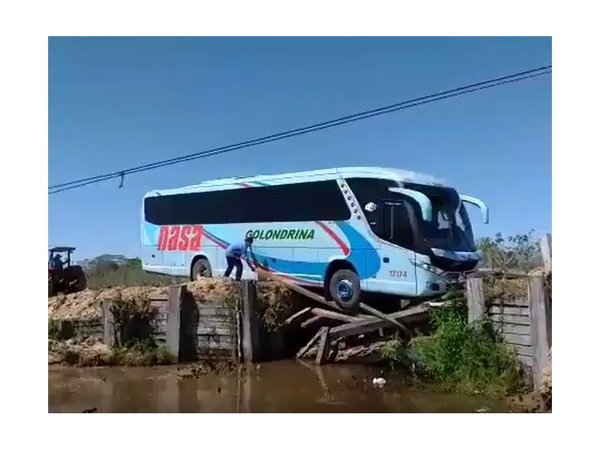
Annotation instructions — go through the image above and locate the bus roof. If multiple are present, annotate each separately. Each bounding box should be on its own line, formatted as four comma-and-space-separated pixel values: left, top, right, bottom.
144, 166, 445, 198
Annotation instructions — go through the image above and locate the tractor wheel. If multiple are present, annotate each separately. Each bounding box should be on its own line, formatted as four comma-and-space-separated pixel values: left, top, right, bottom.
48, 276, 54, 297
64, 266, 87, 293
73, 272, 87, 292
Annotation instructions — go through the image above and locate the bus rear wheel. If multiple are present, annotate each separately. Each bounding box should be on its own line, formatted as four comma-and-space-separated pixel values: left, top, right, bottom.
191, 258, 212, 280
328, 269, 361, 312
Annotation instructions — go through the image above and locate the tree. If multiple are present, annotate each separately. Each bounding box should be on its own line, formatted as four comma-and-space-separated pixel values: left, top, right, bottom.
476, 231, 542, 272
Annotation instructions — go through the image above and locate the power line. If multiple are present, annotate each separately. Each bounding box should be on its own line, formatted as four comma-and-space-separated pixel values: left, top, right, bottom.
49, 65, 551, 194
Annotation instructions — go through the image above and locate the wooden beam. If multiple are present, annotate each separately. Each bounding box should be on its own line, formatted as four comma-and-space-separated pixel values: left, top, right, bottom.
469, 268, 530, 278
466, 277, 485, 323
284, 307, 313, 325
300, 315, 323, 329
489, 305, 529, 316
359, 302, 411, 336
311, 308, 360, 323
165, 285, 184, 360
315, 327, 331, 365
540, 234, 552, 272
489, 314, 531, 326
329, 304, 429, 339
297, 327, 327, 359
529, 275, 551, 390
257, 269, 343, 312
240, 280, 261, 363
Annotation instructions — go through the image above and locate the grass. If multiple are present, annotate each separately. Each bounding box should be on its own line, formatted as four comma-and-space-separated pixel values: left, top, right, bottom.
107, 343, 176, 366
85, 258, 180, 290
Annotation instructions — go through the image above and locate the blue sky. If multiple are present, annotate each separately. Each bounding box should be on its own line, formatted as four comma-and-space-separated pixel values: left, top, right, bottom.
49, 37, 551, 259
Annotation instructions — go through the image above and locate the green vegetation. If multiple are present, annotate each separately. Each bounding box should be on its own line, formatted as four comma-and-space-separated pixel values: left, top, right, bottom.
381, 289, 523, 397
477, 231, 541, 272
107, 342, 176, 366
86, 257, 179, 289
110, 290, 158, 347
106, 290, 175, 365
48, 319, 75, 340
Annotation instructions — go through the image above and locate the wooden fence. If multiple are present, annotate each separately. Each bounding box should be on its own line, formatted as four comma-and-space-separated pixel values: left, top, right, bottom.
466, 234, 552, 390
100, 281, 261, 363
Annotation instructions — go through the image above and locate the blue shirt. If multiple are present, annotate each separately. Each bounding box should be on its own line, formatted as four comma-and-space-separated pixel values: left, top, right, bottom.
225, 242, 249, 259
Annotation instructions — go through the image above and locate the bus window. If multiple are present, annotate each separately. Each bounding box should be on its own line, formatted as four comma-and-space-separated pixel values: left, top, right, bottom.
144, 180, 350, 225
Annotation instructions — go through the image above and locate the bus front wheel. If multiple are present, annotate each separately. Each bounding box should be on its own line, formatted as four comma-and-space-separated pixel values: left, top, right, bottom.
328, 269, 361, 312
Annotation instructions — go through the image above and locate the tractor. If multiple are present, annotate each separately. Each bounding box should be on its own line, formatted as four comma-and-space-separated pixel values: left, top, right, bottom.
48, 246, 87, 296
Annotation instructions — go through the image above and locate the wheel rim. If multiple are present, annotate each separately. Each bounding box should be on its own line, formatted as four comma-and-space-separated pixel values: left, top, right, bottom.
335, 279, 354, 302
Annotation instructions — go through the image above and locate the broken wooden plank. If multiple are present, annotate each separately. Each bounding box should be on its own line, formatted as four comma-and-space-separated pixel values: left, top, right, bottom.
359, 302, 412, 337
297, 327, 327, 359
257, 269, 343, 312
284, 307, 313, 325
311, 308, 361, 323
315, 327, 331, 365
330, 304, 429, 339
427, 301, 447, 308
300, 316, 323, 329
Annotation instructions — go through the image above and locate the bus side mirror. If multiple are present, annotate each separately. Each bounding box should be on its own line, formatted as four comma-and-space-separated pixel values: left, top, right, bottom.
388, 187, 433, 222
460, 195, 489, 224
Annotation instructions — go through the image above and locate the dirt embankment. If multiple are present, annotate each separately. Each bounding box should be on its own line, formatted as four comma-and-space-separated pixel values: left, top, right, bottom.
48, 278, 300, 366
48, 278, 298, 322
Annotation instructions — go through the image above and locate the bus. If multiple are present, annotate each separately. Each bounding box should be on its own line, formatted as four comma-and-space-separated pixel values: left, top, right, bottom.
141, 167, 489, 310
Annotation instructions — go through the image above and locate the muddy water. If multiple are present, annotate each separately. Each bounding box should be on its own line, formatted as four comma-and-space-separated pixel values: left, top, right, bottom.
48, 361, 507, 413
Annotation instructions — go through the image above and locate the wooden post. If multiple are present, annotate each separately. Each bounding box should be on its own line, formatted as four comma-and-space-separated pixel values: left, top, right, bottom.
241, 280, 260, 363
466, 277, 485, 323
102, 300, 115, 347
166, 285, 184, 362
297, 327, 327, 359
316, 327, 331, 365
529, 276, 551, 390
540, 234, 552, 272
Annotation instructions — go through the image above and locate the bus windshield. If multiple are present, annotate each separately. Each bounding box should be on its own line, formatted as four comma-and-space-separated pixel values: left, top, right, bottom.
404, 183, 476, 252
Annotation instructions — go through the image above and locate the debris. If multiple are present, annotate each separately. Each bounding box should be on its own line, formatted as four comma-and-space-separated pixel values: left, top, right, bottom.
372, 377, 387, 387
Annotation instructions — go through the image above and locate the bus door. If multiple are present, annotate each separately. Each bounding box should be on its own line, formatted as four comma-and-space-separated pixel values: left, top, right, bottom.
375, 200, 418, 296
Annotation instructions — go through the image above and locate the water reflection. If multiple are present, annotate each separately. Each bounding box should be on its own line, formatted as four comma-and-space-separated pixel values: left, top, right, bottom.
48, 361, 506, 413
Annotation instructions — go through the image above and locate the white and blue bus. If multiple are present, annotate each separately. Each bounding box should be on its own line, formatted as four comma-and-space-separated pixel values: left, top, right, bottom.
141, 167, 489, 310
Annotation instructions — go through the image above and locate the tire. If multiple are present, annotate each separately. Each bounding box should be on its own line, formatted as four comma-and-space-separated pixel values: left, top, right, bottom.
64, 266, 87, 293
191, 258, 212, 280
48, 276, 54, 297
328, 269, 361, 312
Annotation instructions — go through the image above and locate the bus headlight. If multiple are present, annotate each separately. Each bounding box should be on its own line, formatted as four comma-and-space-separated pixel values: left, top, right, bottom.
413, 260, 445, 276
